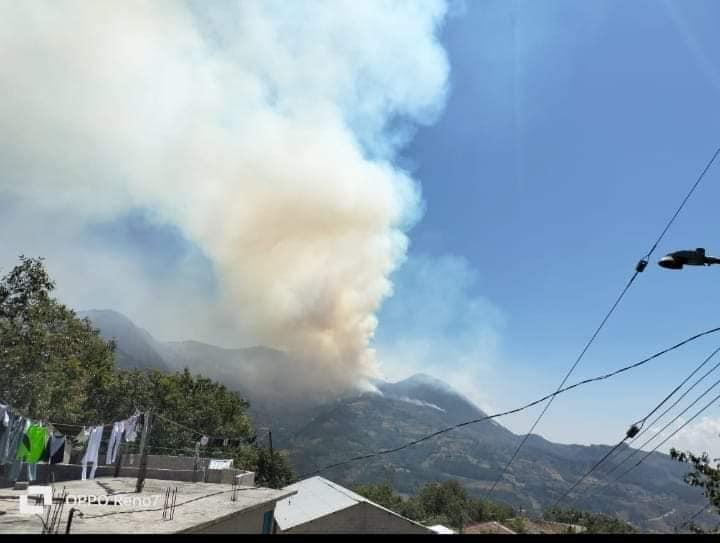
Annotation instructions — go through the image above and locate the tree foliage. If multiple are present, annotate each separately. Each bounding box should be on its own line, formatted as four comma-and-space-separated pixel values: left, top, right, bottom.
0, 256, 116, 423
352, 479, 515, 532
0, 256, 295, 487
543, 506, 636, 533
670, 447, 720, 533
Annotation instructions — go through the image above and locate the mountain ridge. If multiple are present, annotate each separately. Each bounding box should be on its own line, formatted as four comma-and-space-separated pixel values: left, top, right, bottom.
81, 308, 710, 531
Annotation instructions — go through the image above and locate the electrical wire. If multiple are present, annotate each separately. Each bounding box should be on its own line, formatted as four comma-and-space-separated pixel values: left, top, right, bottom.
0, 398, 130, 431
485, 144, 720, 496
151, 412, 256, 445
298, 326, 720, 478
602, 346, 720, 479
549, 438, 630, 510
634, 345, 720, 429
643, 144, 720, 260
486, 270, 640, 495
611, 388, 720, 485
545, 347, 720, 508
674, 505, 712, 532
557, 351, 720, 510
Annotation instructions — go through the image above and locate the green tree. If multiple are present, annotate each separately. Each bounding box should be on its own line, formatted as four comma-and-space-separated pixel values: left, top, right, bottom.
255, 446, 296, 489
351, 479, 515, 531
0, 255, 296, 487
0, 256, 116, 424
470, 497, 515, 522
352, 482, 404, 511
543, 506, 636, 533
416, 480, 473, 531
670, 448, 720, 532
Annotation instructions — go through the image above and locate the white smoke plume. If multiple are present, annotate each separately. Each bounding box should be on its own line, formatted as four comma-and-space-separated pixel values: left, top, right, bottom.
0, 1, 450, 397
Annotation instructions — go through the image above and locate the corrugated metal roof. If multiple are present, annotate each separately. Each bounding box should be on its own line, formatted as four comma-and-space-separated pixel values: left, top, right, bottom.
273, 476, 430, 532
274, 476, 367, 530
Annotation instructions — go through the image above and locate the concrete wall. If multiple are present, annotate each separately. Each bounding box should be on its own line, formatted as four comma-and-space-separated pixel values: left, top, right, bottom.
184, 502, 277, 534
281, 502, 432, 534
0, 455, 254, 488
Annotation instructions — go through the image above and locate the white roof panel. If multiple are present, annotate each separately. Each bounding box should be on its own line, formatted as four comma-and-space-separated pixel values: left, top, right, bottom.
274, 476, 362, 530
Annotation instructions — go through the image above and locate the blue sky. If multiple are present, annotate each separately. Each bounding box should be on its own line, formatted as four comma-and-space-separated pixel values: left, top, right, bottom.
378, 0, 720, 448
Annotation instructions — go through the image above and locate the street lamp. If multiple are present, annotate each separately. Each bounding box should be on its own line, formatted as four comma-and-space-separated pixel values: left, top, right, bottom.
658, 248, 720, 270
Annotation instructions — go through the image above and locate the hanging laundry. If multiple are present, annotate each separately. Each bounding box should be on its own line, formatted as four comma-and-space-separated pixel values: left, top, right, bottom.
124, 414, 140, 443
16, 424, 49, 464
3, 418, 31, 483
7, 459, 37, 482
0, 414, 27, 466
106, 420, 125, 464
41, 433, 66, 465
81, 425, 103, 481
0, 403, 9, 430
74, 427, 89, 446
0, 405, 11, 457
66, 427, 90, 465
199, 435, 209, 446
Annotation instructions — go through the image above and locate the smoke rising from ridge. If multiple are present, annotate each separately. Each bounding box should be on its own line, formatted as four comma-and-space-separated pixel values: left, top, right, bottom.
0, 1, 450, 398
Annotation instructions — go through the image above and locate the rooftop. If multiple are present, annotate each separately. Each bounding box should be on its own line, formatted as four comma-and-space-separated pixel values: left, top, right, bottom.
274, 476, 428, 532
0, 477, 295, 534
464, 521, 517, 535
428, 524, 456, 534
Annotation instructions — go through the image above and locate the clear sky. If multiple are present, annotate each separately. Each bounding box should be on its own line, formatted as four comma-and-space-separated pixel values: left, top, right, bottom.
377, 0, 720, 453
2, 0, 720, 457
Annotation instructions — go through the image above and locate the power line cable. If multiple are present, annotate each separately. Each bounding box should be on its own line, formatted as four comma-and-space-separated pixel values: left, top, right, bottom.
151, 412, 256, 444
549, 437, 630, 509
486, 270, 640, 495
634, 346, 720, 429
551, 363, 720, 508
602, 346, 720, 479
299, 326, 720, 478
486, 144, 720, 496
545, 347, 720, 508
643, 144, 720, 260
564, 360, 720, 508
675, 505, 712, 532
611, 387, 720, 485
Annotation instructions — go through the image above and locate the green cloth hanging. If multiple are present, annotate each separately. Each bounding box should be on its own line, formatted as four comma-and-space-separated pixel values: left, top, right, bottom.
15, 424, 49, 464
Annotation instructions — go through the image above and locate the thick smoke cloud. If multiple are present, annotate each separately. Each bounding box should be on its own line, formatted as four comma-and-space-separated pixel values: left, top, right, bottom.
0, 1, 450, 397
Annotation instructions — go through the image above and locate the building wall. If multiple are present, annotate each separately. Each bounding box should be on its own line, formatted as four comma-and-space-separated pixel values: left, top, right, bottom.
0, 456, 254, 487
281, 502, 432, 534
186, 502, 277, 534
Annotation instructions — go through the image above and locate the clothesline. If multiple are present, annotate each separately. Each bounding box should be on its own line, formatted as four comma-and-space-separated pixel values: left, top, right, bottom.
0, 398, 127, 432
1, 399, 260, 464
152, 412, 258, 445
1, 399, 140, 484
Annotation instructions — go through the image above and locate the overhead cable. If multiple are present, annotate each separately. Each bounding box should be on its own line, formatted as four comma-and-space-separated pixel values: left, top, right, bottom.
300, 326, 720, 478
486, 145, 720, 495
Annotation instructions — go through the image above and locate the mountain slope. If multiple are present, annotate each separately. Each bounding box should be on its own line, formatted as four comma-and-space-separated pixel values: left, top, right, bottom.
82, 309, 710, 531
286, 376, 706, 532
78, 309, 169, 371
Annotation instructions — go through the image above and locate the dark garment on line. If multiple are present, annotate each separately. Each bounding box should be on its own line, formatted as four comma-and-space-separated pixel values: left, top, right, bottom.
41, 434, 66, 464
